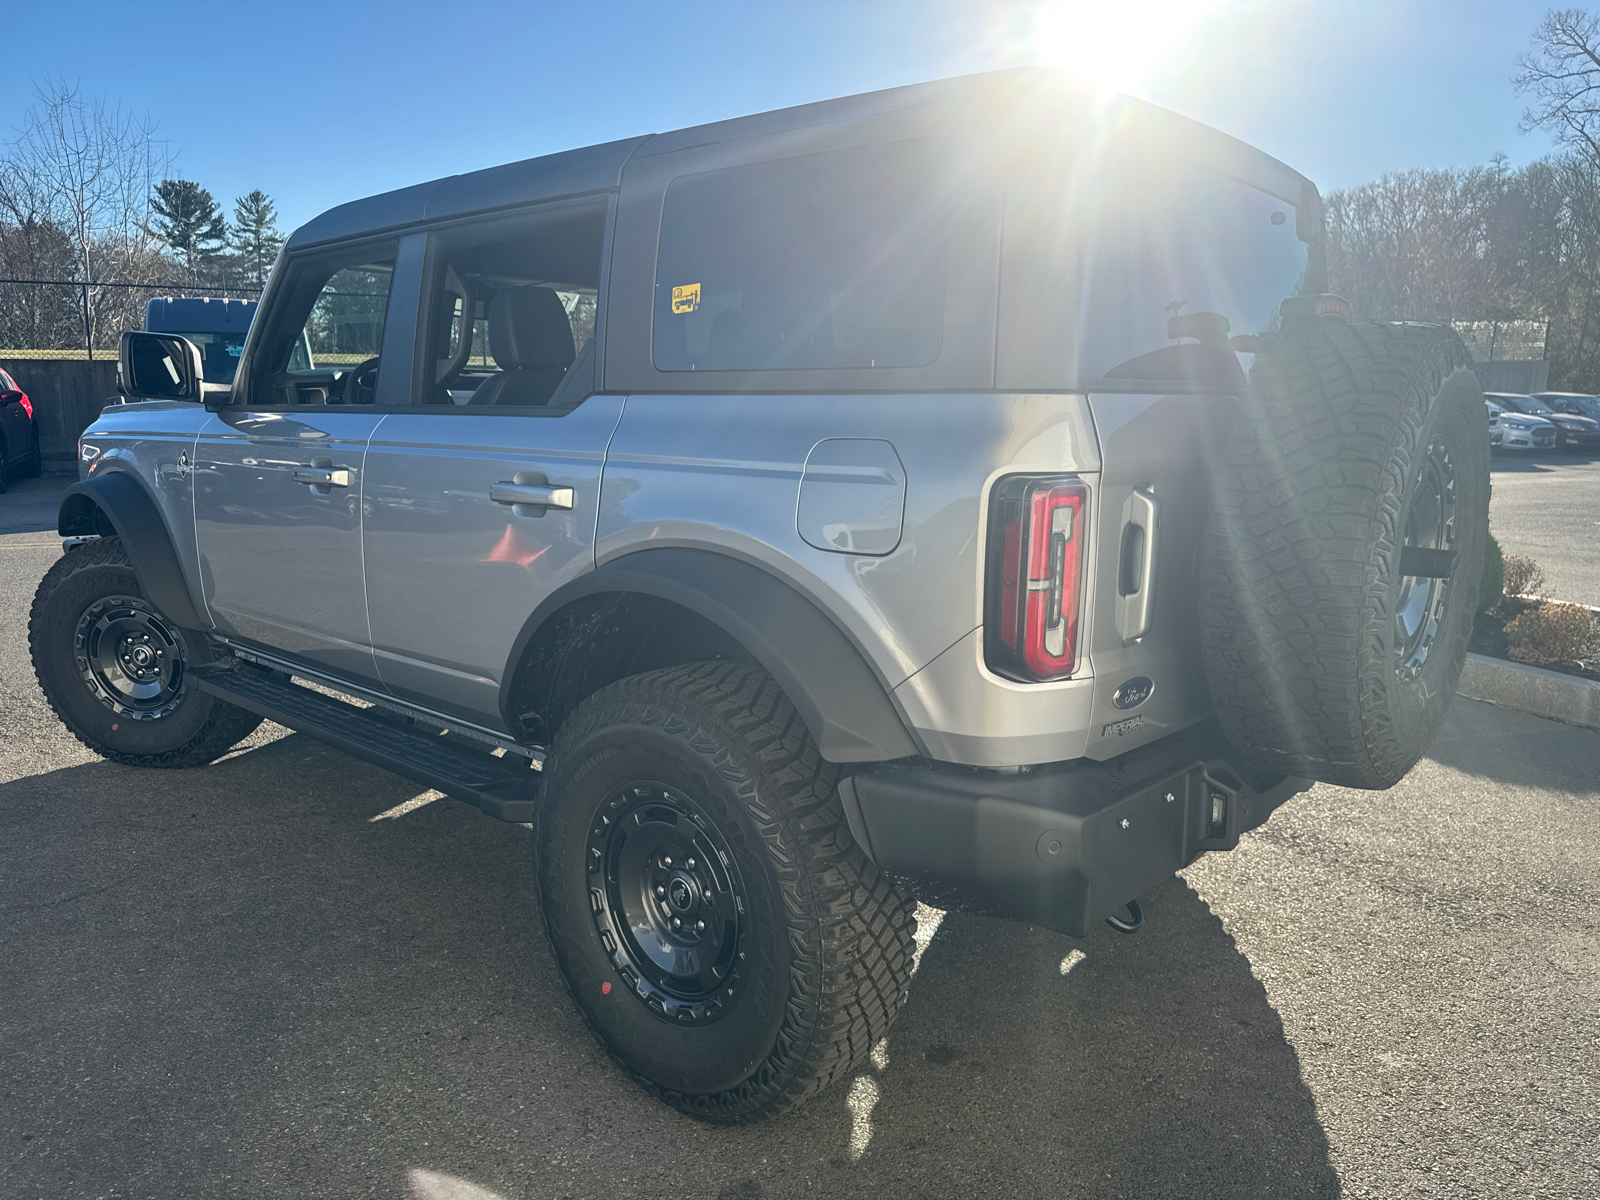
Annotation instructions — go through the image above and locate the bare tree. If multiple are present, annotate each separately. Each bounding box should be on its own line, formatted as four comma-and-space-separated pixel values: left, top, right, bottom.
0, 78, 173, 353
1516, 8, 1600, 164
1324, 166, 1515, 324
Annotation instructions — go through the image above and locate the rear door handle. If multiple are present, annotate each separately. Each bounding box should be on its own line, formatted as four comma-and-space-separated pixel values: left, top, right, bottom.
292, 465, 351, 488
490, 482, 574, 510
1116, 486, 1159, 643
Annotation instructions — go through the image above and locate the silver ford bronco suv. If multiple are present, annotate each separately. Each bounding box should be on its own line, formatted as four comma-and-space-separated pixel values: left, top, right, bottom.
30, 69, 1490, 1122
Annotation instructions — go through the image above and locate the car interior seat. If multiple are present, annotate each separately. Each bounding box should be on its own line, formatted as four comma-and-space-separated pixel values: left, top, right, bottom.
469, 286, 575, 406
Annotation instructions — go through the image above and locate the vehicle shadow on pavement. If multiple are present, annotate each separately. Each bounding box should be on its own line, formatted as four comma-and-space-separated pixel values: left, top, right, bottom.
837, 883, 1341, 1200
1426, 695, 1600, 795
1489, 455, 1564, 474
0, 468, 73, 536
0, 730, 1338, 1200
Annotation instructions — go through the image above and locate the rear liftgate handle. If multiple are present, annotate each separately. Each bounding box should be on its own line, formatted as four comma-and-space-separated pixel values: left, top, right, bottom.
1116, 485, 1159, 643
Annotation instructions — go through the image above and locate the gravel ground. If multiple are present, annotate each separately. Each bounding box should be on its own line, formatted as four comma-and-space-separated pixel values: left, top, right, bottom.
1490, 452, 1600, 607
2, 470, 1598, 1200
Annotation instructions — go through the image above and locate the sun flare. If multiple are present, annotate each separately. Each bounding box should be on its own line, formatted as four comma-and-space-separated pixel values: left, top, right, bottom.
1020, 0, 1235, 93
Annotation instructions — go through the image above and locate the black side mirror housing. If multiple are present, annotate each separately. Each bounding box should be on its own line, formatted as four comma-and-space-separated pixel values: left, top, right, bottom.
119, 331, 204, 403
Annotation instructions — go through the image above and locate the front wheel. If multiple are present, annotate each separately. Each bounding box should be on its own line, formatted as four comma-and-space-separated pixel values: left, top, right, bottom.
537, 662, 917, 1123
29, 537, 263, 766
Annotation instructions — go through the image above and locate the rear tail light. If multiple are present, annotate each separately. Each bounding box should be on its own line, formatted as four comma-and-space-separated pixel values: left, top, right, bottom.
985, 475, 1089, 681
18, 391, 32, 420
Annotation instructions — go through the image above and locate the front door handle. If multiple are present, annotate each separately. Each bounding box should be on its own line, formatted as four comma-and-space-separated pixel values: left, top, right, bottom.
293, 466, 351, 488
490, 481, 573, 510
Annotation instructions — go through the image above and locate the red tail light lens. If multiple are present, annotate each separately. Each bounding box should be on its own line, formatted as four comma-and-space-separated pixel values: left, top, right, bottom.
18, 392, 32, 420
985, 475, 1088, 681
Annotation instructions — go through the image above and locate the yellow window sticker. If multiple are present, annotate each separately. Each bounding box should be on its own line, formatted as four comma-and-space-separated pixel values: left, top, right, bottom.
671, 283, 701, 314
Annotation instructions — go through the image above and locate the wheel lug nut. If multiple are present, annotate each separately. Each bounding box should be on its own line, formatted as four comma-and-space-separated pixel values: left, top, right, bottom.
686, 857, 696, 869
672, 917, 682, 929
695, 920, 705, 933
662, 855, 672, 867
655, 885, 665, 898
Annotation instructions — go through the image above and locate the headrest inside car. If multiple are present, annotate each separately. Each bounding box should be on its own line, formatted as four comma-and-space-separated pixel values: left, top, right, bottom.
489, 286, 576, 370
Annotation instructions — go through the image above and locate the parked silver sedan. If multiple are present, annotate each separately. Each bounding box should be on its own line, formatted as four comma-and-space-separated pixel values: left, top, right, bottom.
1485, 396, 1556, 451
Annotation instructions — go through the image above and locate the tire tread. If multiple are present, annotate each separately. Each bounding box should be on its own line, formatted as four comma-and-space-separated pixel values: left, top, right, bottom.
538, 661, 917, 1123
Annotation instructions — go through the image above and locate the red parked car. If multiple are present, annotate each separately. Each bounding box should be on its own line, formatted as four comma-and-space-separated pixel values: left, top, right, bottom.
1485, 391, 1600, 453
0, 366, 43, 492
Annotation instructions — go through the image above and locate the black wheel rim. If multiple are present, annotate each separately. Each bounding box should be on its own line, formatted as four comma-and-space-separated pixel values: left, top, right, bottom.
1394, 438, 1457, 682
74, 594, 186, 719
586, 781, 748, 1025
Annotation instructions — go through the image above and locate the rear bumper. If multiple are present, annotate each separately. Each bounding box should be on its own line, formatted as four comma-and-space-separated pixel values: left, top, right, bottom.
843, 720, 1309, 937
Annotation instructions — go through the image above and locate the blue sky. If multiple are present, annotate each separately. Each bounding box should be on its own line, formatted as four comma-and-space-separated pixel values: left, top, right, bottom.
0, 0, 1566, 234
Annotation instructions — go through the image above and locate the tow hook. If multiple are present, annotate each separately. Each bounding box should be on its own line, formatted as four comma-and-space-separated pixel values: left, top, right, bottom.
1105, 899, 1143, 934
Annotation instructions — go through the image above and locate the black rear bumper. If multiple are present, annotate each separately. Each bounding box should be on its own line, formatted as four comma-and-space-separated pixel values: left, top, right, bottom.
842, 720, 1309, 938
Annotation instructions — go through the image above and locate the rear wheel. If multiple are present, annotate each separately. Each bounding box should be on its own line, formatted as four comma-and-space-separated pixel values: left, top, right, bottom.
1201, 320, 1491, 789
29, 537, 263, 766
537, 662, 916, 1123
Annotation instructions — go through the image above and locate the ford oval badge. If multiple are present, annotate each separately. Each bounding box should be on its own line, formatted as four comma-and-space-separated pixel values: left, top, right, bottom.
1112, 677, 1154, 710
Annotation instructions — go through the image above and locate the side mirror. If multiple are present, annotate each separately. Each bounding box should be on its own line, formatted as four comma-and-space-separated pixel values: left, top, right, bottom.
120, 331, 204, 402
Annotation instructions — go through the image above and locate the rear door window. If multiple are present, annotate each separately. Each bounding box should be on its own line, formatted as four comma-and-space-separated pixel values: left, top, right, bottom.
653, 141, 950, 372
1078, 166, 1311, 388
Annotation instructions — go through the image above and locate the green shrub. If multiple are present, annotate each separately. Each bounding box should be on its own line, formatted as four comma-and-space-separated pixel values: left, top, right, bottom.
1502, 553, 1546, 599
1504, 601, 1600, 664
1479, 534, 1504, 615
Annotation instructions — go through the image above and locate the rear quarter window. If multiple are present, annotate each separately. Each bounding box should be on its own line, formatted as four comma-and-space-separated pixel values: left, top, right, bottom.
1078, 165, 1312, 388
652, 141, 951, 373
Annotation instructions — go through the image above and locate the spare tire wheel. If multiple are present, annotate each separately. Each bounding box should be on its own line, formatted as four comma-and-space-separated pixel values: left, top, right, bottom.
1200, 320, 1491, 789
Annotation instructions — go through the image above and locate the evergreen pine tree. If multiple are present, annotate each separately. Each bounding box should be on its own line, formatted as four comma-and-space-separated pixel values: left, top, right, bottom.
229, 189, 285, 285
148, 179, 227, 268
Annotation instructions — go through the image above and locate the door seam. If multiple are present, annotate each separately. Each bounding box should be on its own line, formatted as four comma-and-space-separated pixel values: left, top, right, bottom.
360, 413, 389, 688
593, 394, 629, 568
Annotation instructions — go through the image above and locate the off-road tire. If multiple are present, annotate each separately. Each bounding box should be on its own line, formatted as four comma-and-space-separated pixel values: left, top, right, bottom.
1200, 320, 1490, 789
537, 661, 917, 1123
29, 537, 263, 766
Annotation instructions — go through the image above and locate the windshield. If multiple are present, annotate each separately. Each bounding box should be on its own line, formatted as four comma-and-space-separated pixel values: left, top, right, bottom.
1517, 396, 1556, 416
172, 331, 248, 384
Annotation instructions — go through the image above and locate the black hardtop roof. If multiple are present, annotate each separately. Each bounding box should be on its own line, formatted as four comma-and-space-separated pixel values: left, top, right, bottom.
286, 67, 1315, 251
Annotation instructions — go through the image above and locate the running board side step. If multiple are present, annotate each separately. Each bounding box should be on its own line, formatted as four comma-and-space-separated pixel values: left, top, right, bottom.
189, 662, 540, 822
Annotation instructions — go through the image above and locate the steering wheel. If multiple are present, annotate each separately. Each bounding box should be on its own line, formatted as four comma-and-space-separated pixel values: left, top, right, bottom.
339, 357, 381, 405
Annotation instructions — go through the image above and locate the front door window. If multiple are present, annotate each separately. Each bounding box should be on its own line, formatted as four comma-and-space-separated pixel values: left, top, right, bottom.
251, 253, 396, 408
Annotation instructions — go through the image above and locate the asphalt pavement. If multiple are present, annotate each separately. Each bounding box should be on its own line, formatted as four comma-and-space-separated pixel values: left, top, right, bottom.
2, 467, 1598, 1200
1490, 452, 1600, 607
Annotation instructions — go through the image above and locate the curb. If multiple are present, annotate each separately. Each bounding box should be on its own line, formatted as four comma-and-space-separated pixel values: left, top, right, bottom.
1457, 652, 1600, 732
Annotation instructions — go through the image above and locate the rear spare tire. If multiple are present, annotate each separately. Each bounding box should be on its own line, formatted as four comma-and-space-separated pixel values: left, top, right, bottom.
1200, 320, 1490, 789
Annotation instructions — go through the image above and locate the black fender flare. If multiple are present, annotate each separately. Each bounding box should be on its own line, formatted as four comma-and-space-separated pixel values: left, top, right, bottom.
58, 470, 209, 630
502, 548, 922, 763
